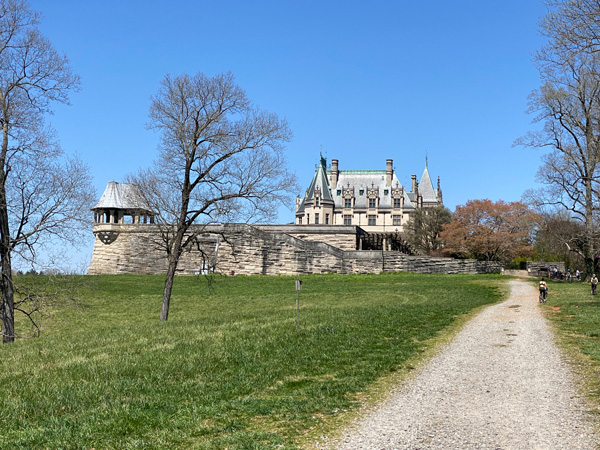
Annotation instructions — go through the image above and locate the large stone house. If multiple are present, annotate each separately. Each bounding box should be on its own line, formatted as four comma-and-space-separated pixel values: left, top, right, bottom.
295, 156, 443, 248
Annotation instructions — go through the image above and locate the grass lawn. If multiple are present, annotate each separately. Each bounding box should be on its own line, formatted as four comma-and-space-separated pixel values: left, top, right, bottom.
1, 272, 506, 449
539, 279, 600, 419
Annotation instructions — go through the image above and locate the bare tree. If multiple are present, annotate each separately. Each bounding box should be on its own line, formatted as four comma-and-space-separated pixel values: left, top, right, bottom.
403, 206, 452, 255
131, 71, 296, 321
0, 0, 93, 343
533, 210, 588, 269
516, 0, 600, 275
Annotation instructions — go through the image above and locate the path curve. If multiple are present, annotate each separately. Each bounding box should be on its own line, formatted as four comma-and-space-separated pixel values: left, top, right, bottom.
325, 279, 598, 449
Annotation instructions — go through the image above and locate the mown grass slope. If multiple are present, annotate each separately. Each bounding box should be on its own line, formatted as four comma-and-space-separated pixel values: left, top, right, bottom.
0, 272, 505, 449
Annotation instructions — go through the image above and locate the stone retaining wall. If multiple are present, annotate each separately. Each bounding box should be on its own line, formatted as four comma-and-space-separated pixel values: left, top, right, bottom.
88, 223, 502, 276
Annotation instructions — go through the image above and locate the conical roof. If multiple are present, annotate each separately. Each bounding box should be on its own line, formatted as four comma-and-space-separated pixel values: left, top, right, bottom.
419, 166, 437, 203
297, 156, 333, 212
92, 181, 150, 211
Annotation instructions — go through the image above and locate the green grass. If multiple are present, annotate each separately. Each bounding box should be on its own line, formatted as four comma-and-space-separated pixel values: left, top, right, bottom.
539, 279, 600, 418
1, 272, 506, 449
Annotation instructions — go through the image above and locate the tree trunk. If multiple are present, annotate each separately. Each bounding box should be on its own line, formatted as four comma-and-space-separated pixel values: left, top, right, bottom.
160, 255, 179, 321
0, 183, 14, 343
1, 249, 14, 343
159, 229, 185, 322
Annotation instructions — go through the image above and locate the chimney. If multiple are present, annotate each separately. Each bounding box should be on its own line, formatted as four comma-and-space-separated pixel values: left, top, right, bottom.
331, 159, 339, 189
411, 174, 417, 193
386, 159, 393, 187
437, 176, 443, 204
296, 195, 301, 211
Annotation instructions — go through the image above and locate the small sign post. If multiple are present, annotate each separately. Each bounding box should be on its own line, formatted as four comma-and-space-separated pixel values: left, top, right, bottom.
295, 279, 302, 329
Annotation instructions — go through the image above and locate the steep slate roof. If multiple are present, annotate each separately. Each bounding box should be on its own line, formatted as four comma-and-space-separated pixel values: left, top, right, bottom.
419, 166, 438, 203
297, 156, 332, 213
92, 181, 149, 211
332, 170, 415, 210
298, 157, 438, 214
307, 157, 334, 202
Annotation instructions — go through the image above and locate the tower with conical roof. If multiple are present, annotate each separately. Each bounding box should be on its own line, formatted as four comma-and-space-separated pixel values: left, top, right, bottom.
295, 154, 335, 225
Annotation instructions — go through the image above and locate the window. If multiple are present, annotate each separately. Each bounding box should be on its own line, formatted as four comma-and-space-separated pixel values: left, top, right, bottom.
325, 213, 330, 224
315, 213, 319, 224
384, 189, 389, 196
337, 189, 341, 196
393, 198, 401, 209
369, 198, 376, 209
307, 214, 310, 224
344, 215, 352, 225
345, 198, 352, 208
316, 198, 320, 206
298, 217, 302, 225
359, 189, 364, 196
368, 215, 376, 226
393, 215, 401, 226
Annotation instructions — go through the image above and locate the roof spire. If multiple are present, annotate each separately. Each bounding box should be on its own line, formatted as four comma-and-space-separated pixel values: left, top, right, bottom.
319, 147, 327, 169
425, 151, 428, 169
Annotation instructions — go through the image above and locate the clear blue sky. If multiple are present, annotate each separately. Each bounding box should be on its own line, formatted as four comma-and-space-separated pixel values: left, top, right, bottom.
28, 0, 548, 270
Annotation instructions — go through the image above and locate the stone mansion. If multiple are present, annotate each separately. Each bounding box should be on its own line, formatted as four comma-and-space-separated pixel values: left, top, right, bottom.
295, 156, 443, 233
86, 164, 502, 275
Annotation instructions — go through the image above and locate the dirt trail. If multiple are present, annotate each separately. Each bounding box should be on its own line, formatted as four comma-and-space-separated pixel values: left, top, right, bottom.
324, 279, 598, 449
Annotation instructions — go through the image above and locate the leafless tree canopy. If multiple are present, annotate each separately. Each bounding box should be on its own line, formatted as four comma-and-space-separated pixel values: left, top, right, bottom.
539, 0, 600, 60
404, 206, 452, 255
0, 0, 93, 343
131, 71, 296, 321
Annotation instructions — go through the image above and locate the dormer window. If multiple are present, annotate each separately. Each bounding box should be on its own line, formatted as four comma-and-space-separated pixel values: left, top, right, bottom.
342, 186, 355, 209
367, 186, 379, 210
359, 189, 364, 196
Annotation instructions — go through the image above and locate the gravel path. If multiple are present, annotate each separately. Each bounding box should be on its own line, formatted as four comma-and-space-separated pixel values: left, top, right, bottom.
325, 279, 599, 449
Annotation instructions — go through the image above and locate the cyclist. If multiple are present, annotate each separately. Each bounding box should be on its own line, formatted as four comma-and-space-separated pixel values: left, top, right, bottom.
539, 278, 548, 303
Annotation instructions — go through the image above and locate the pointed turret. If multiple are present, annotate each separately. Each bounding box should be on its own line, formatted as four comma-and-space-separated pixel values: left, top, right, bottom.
296, 154, 334, 224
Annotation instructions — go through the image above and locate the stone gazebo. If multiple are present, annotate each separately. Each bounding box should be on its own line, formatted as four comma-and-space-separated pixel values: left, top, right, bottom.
91, 181, 154, 245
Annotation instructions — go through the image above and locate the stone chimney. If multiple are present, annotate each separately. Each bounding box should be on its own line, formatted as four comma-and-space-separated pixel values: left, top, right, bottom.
411, 174, 418, 193
331, 159, 339, 189
386, 159, 393, 187
296, 195, 301, 211
437, 176, 443, 204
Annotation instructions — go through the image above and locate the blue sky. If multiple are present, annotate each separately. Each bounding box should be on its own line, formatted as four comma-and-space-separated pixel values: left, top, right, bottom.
28, 0, 548, 269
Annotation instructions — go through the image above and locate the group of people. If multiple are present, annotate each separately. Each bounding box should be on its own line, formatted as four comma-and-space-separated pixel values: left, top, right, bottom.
539, 273, 599, 302
546, 266, 582, 281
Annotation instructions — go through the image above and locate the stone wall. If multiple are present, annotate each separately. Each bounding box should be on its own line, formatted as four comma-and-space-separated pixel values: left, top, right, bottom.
256, 224, 361, 251
87, 223, 502, 276
526, 261, 566, 276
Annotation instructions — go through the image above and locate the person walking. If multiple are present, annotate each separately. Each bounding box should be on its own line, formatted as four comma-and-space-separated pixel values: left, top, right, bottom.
539, 278, 548, 303
591, 274, 598, 295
